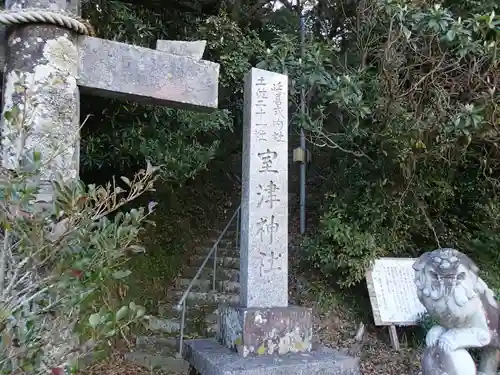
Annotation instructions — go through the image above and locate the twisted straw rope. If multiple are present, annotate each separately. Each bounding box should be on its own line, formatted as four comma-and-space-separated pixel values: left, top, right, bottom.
0, 9, 95, 36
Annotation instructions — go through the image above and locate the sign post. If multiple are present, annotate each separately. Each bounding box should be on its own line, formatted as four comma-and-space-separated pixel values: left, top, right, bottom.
366, 257, 427, 350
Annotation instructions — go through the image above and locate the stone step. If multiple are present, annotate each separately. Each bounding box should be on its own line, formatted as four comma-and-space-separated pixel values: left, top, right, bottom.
193, 246, 239, 258
204, 237, 238, 248
218, 229, 237, 237
188, 254, 239, 270
171, 289, 239, 305
146, 312, 218, 336
146, 315, 181, 333
181, 266, 239, 282
159, 301, 218, 317
135, 336, 178, 356
183, 340, 360, 375
124, 351, 189, 373
205, 229, 237, 239
175, 277, 240, 294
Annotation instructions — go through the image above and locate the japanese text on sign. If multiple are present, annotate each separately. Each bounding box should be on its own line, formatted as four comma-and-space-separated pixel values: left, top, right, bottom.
366, 258, 426, 326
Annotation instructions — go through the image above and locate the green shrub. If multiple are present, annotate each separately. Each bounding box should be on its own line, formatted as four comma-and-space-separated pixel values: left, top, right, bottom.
0, 109, 159, 374
279, 0, 500, 286
304, 204, 385, 287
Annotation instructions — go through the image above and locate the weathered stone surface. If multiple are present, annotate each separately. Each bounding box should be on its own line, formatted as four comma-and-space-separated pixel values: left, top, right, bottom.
184, 339, 360, 375
0, 0, 81, 72
0, 36, 211, 76
77, 36, 219, 111
124, 351, 190, 373
6, 0, 80, 13
413, 248, 500, 375
156, 40, 207, 59
0, 3, 82, 371
421, 346, 476, 375
0, 25, 6, 71
0, 34, 219, 111
217, 304, 312, 357
240, 68, 288, 308
2, 1, 80, 199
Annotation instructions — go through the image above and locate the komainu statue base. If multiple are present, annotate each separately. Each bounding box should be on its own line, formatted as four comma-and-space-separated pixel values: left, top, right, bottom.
413, 248, 499, 375
421, 346, 476, 375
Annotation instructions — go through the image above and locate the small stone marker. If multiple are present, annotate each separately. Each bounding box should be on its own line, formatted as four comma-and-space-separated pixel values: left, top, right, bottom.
366, 257, 427, 350
218, 68, 311, 357
183, 68, 360, 375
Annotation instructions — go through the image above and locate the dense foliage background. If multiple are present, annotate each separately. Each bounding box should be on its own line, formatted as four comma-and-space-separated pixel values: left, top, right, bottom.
80, 0, 499, 298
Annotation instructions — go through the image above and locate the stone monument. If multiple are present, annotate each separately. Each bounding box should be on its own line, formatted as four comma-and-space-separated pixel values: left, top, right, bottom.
413, 248, 499, 375
183, 68, 359, 375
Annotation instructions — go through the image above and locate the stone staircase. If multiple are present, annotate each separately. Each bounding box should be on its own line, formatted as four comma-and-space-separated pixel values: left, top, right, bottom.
127, 219, 241, 372
126, 188, 301, 372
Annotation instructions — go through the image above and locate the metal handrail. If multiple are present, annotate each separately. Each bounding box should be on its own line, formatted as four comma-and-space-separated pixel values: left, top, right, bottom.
176, 205, 241, 356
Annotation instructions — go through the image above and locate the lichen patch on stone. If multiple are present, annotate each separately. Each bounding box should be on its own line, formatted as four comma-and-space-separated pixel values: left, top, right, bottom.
43, 36, 78, 76
1, 37, 79, 181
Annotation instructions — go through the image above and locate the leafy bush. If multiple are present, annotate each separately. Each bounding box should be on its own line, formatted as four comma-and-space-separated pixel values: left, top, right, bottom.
259, 0, 499, 287
303, 201, 385, 287
0, 126, 159, 373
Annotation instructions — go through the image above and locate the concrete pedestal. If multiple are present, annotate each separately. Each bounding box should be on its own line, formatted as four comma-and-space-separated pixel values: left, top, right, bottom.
217, 304, 312, 357
184, 339, 360, 375
185, 304, 359, 375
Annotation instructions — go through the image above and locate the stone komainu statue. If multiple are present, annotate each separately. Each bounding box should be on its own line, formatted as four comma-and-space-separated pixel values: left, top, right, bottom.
413, 248, 499, 375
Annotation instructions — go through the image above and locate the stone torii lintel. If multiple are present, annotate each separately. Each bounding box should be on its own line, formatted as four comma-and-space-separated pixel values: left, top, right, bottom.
0, 25, 219, 111
77, 36, 218, 111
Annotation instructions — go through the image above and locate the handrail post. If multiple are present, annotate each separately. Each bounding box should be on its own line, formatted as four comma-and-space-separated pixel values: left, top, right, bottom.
235, 208, 240, 251
175, 206, 241, 356
212, 244, 218, 291
179, 299, 186, 357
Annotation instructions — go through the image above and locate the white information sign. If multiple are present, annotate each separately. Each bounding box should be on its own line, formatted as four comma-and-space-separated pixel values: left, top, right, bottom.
366, 257, 426, 326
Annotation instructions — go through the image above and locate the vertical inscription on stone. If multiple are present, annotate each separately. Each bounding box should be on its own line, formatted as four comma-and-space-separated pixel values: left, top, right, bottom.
272, 81, 286, 143
257, 181, 280, 209
240, 68, 288, 308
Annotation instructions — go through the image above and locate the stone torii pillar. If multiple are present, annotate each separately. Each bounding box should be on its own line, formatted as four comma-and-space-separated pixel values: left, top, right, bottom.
0, 0, 218, 201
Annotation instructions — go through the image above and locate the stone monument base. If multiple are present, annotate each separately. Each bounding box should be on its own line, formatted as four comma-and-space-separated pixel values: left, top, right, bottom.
184, 339, 360, 375
217, 304, 312, 357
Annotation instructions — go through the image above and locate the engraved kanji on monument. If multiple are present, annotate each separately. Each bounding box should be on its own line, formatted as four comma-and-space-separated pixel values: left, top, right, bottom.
240, 69, 288, 308
216, 68, 313, 358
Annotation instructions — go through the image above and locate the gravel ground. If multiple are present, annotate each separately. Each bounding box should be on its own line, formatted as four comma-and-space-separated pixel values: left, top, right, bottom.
82, 353, 179, 375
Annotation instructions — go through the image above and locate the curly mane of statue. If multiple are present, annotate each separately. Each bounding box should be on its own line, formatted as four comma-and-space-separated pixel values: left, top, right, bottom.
413, 248, 499, 375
